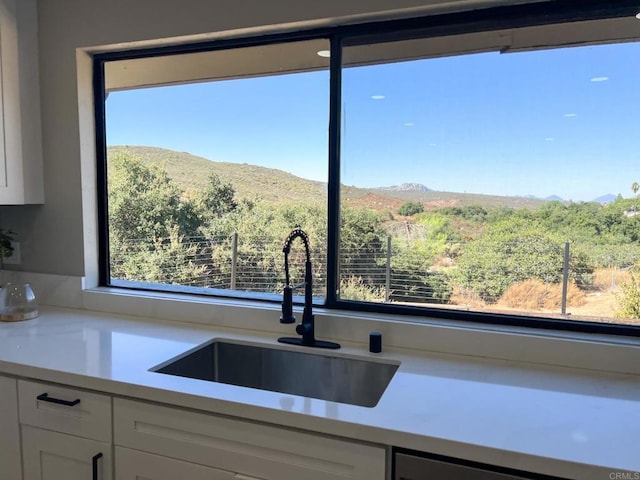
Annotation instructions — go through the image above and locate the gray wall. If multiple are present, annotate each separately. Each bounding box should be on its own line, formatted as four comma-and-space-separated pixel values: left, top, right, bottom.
0, 0, 536, 276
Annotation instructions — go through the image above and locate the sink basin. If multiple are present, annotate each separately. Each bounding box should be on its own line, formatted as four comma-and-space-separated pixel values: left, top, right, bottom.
151, 339, 399, 407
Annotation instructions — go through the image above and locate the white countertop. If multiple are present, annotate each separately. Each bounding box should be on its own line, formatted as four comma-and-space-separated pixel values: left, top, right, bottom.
1, 306, 638, 479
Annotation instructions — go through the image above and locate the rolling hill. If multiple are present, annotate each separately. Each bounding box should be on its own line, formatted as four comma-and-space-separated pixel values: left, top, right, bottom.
108, 145, 327, 205
107, 145, 546, 211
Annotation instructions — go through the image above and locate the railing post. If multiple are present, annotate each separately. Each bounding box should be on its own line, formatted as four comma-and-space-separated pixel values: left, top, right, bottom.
611, 265, 616, 290
385, 235, 392, 302
230, 231, 238, 290
561, 241, 570, 314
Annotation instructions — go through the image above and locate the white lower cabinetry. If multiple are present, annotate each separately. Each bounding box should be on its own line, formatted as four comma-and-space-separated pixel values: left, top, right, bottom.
18, 380, 113, 480
0, 375, 22, 480
9, 377, 385, 480
21, 426, 111, 480
114, 398, 386, 480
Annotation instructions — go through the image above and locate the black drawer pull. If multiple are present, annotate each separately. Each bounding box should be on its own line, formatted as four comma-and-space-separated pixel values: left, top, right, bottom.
36, 392, 81, 407
92, 452, 103, 480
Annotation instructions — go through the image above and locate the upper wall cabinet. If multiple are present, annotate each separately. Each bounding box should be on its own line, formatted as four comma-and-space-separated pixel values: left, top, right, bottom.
0, 0, 43, 204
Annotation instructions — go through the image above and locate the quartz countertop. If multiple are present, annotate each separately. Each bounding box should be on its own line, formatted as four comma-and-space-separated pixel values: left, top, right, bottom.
0, 306, 638, 479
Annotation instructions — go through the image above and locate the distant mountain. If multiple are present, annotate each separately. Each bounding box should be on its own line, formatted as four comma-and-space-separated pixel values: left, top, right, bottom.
377, 183, 431, 192
523, 194, 617, 204
521, 194, 564, 202
108, 146, 546, 211
593, 194, 617, 204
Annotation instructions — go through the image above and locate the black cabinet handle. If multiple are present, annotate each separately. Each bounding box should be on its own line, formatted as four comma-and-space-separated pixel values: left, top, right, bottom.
36, 392, 81, 407
92, 452, 103, 480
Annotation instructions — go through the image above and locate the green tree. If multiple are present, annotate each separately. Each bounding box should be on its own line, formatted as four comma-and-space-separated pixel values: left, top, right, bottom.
632, 181, 639, 212
107, 151, 202, 284
340, 207, 387, 288
204, 201, 328, 293
108, 151, 198, 242
455, 221, 593, 302
398, 201, 424, 216
195, 173, 237, 226
112, 226, 207, 285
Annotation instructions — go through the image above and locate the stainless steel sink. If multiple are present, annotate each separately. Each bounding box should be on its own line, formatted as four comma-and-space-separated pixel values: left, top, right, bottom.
151, 339, 399, 407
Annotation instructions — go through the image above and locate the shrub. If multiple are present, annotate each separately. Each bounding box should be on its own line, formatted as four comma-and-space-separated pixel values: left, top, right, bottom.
398, 201, 424, 216
388, 270, 452, 304
455, 224, 594, 303
340, 276, 385, 302
449, 287, 488, 309
615, 267, 640, 319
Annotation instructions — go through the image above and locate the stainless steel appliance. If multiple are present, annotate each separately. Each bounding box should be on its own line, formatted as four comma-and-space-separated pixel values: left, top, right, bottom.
394, 449, 563, 480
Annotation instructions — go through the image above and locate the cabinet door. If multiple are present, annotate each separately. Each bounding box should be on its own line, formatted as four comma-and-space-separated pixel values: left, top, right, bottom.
0, 0, 44, 205
22, 425, 112, 480
0, 375, 21, 480
116, 447, 240, 480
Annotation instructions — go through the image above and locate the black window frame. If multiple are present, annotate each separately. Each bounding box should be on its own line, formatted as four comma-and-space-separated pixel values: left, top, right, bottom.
94, 0, 640, 337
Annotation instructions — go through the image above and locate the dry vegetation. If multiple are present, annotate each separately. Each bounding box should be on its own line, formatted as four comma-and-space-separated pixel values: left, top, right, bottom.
498, 279, 586, 310
592, 267, 631, 292
449, 269, 640, 325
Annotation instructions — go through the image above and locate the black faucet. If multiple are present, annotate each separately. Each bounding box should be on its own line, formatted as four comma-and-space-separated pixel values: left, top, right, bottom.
278, 229, 340, 349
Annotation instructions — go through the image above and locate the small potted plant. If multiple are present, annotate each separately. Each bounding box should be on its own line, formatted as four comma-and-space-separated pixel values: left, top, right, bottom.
0, 228, 15, 280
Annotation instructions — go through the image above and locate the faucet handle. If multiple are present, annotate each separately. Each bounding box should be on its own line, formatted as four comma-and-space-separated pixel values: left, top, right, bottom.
280, 286, 296, 324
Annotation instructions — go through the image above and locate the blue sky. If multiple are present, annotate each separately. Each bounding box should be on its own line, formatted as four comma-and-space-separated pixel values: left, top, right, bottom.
106, 41, 640, 202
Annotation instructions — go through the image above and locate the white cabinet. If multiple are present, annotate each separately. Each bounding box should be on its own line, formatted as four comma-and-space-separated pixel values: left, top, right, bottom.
0, 375, 21, 480
22, 426, 111, 480
9, 377, 386, 480
18, 380, 112, 442
0, 0, 44, 204
114, 398, 386, 480
18, 380, 113, 480
116, 447, 239, 480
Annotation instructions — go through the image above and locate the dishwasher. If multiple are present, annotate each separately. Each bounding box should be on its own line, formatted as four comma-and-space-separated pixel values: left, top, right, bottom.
393, 448, 565, 480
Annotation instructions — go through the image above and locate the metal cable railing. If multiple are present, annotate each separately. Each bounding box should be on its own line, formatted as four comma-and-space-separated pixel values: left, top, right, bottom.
109, 233, 635, 313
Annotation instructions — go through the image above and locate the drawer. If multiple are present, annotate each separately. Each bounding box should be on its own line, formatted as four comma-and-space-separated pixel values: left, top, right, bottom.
114, 398, 385, 480
116, 446, 239, 480
18, 380, 112, 442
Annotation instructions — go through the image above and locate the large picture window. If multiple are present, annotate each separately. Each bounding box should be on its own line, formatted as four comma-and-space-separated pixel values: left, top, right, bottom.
338, 32, 640, 325
102, 39, 330, 301
95, 3, 640, 335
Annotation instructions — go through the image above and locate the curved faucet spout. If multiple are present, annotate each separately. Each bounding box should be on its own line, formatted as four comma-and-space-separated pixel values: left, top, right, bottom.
282, 228, 311, 289
278, 229, 340, 350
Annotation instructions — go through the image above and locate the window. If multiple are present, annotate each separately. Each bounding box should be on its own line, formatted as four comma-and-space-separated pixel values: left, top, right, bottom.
101, 39, 330, 301
95, 2, 640, 335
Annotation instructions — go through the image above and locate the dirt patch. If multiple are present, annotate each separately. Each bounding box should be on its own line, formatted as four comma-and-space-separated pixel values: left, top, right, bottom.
343, 192, 405, 212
